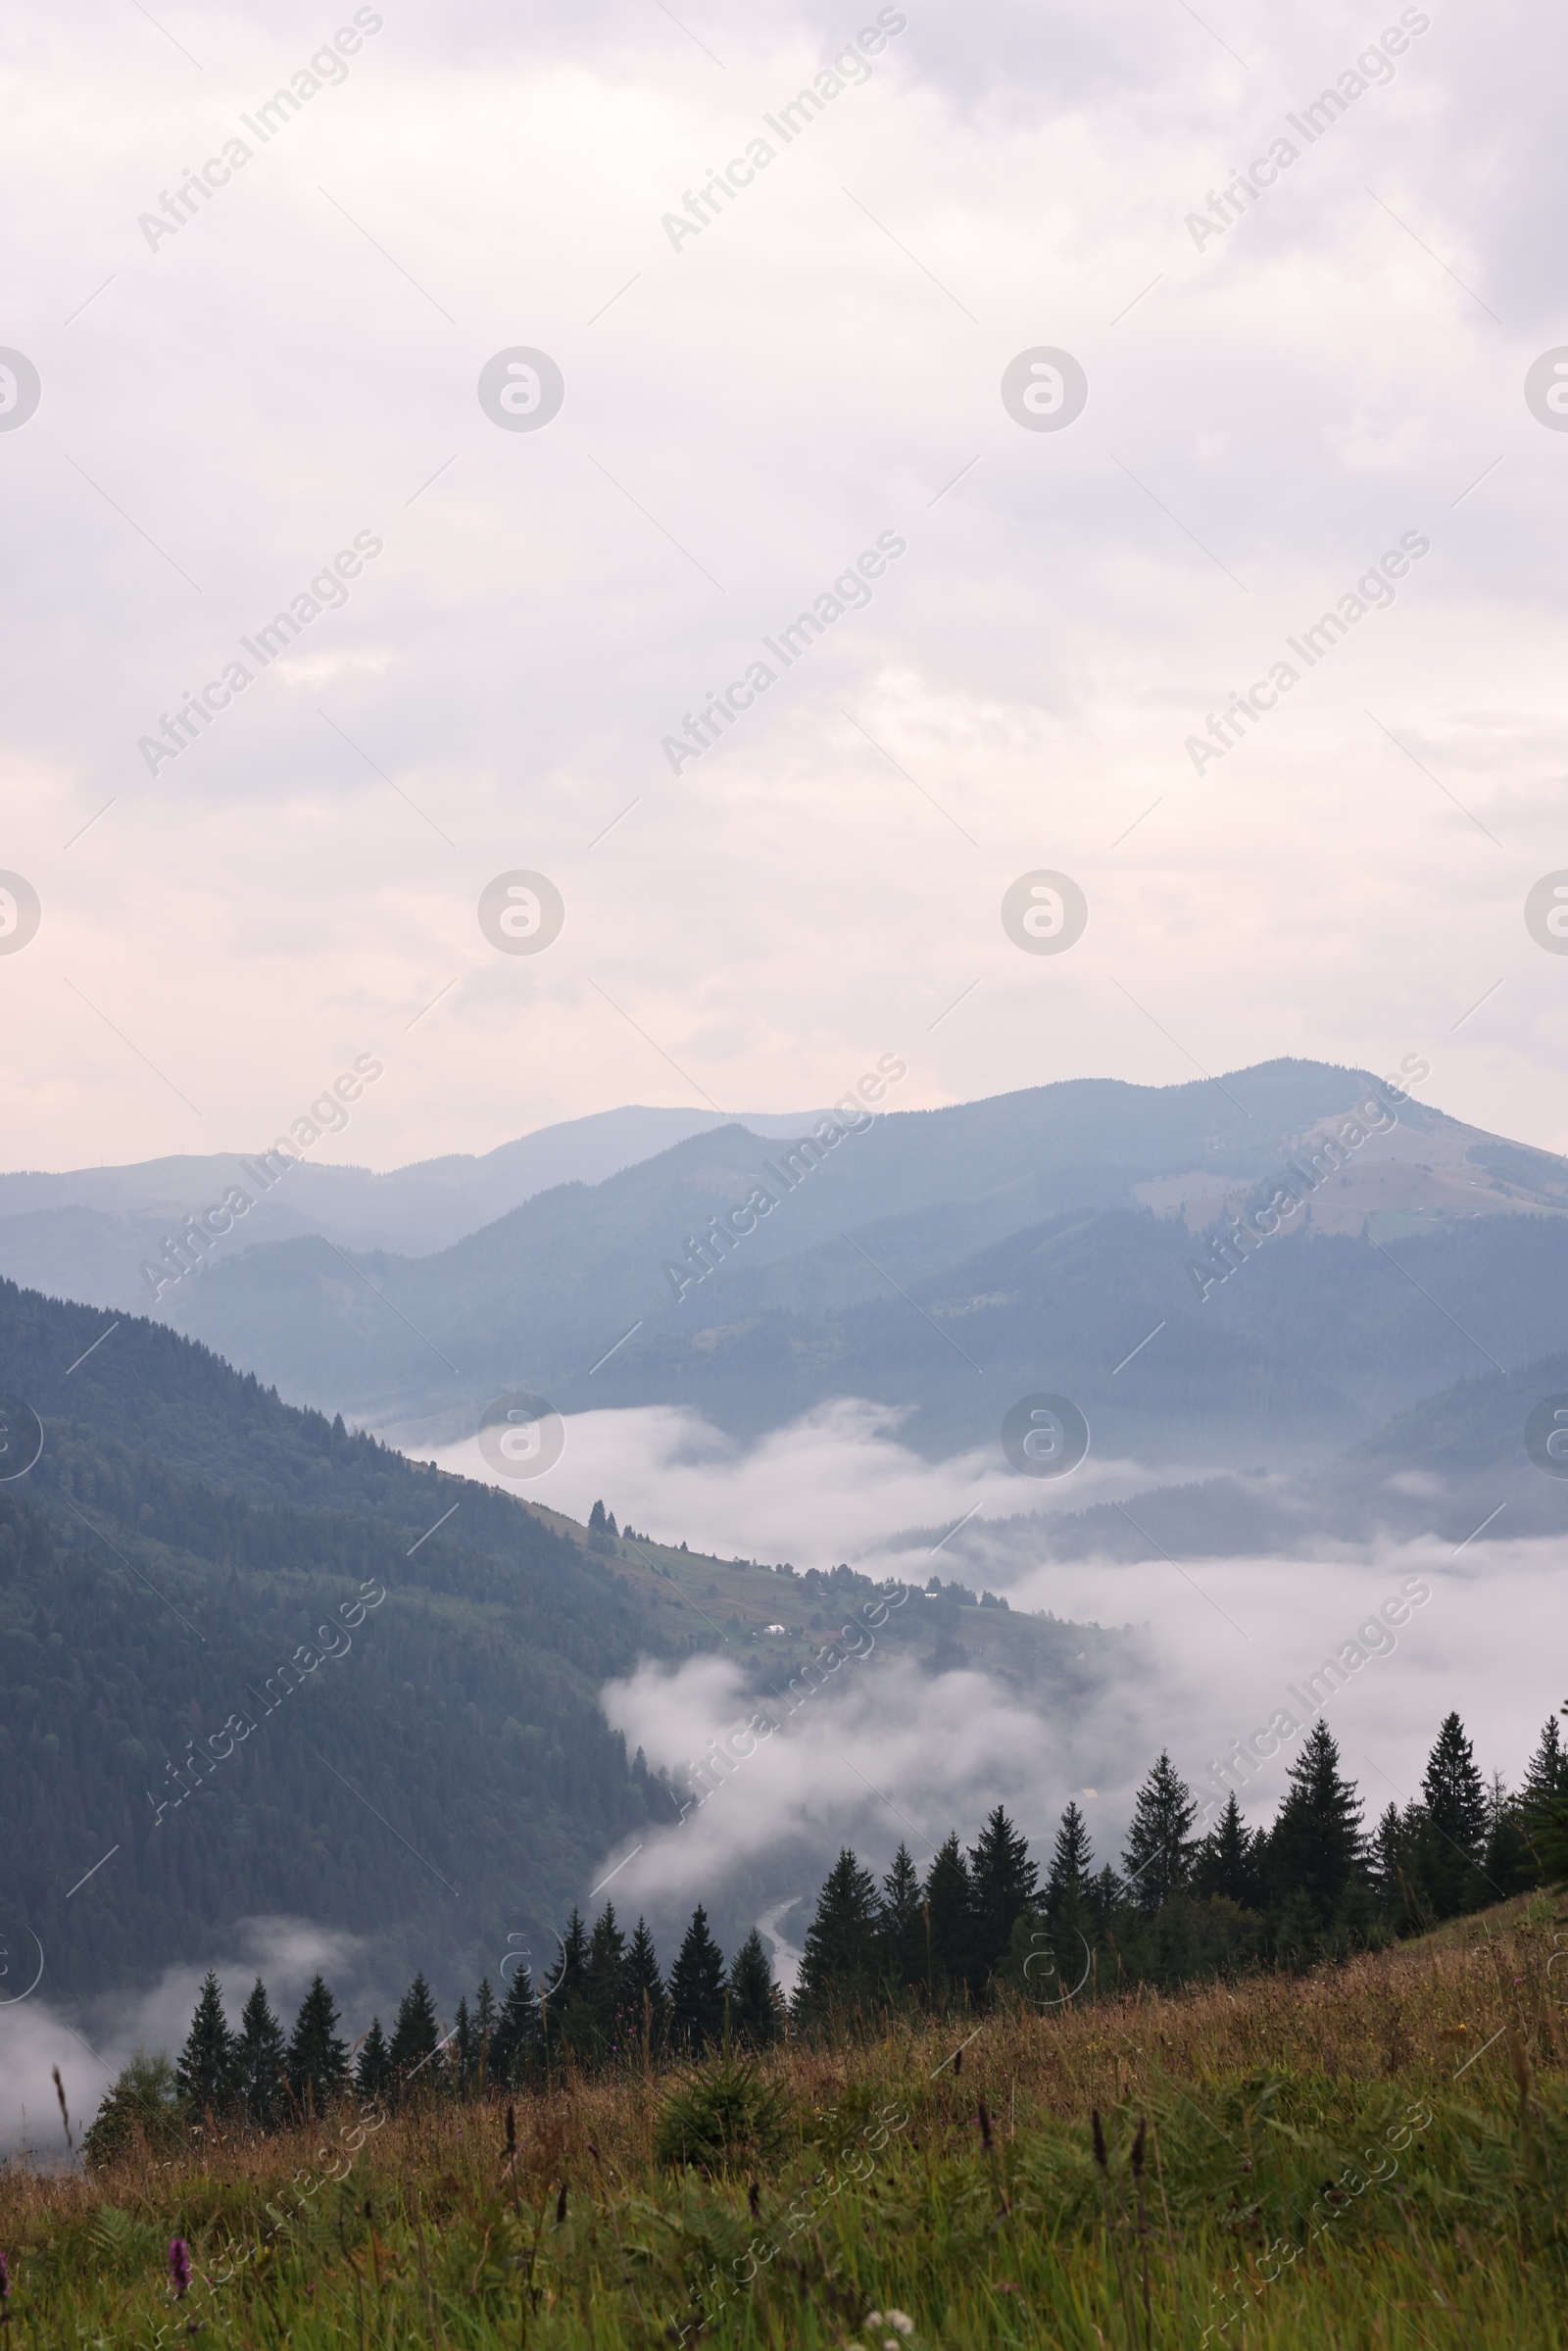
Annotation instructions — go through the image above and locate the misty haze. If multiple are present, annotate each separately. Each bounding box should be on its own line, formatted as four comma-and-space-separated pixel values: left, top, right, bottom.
1, 6, 1564, 2342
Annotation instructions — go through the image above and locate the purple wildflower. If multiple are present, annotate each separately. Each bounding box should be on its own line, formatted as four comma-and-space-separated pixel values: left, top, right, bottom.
170, 2238, 191, 2297
0, 2245, 11, 2300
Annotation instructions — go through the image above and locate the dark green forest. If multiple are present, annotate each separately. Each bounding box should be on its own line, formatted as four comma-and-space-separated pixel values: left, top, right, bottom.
0, 1279, 694, 2002
86, 1699, 1568, 2169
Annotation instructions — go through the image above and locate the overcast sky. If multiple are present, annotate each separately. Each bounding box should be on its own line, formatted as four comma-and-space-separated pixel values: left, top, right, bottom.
2, 0, 1566, 1172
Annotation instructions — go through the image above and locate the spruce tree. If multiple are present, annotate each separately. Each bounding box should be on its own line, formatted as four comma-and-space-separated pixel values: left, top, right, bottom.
233, 1977, 287, 2131
1193, 1792, 1261, 1908
1086, 1863, 1124, 1935
876, 1842, 925, 1987
175, 1972, 235, 2118
387, 1972, 442, 2095
923, 1833, 976, 1996
1267, 1723, 1365, 1929
585, 1903, 629, 2052
356, 2017, 390, 2104
1523, 1711, 1568, 1883
545, 1910, 590, 2006
967, 1807, 1038, 1981
727, 1928, 782, 2046
1122, 1752, 1198, 1916
491, 1963, 542, 2086
287, 1975, 350, 2112
1416, 1712, 1488, 1918
668, 1905, 727, 2051
1523, 1712, 1568, 1805
473, 1978, 499, 2086
797, 1851, 881, 2023
622, 1918, 665, 2053
1483, 1769, 1536, 1898
452, 1995, 476, 2097
1044, 1804, 1094, 1927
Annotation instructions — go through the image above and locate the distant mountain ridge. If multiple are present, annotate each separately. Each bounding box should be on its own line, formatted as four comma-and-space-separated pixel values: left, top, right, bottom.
141, 1059, 1568, 1473
0, 1104, 832, 1305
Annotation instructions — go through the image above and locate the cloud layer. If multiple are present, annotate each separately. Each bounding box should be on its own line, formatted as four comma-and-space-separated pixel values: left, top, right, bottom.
1, 1, 1566, 1177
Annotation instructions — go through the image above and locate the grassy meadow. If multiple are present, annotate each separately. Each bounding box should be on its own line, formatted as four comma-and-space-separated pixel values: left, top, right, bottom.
4, 1892, 1567, 2349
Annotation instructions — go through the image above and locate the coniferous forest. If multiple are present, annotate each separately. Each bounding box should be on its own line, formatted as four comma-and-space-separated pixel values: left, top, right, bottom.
83, 1700, 1568, 2169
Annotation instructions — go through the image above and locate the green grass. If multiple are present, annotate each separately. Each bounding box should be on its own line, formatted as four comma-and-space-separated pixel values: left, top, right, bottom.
5, 1893, 1567, 2347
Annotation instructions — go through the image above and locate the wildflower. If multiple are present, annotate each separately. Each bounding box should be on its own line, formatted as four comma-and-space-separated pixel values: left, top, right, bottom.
0, 2245, 11, 2305
886, 2316, 915, 2336
170, 2239, 191, 2297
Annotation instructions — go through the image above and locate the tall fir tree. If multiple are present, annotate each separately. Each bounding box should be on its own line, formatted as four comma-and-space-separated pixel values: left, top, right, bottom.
797, 1851, 881, 2022
1086, 1862, 1124, 1935
923, 1833, 976, 1996
491, 1963, 542, 2086
876, 1842, 925, 1987
356, 2017, 390, 2105
452, 1995, 476, 2098
1416, 1711, 1488, 1918
176, 1972, 235, 2118
1193, 1792, 1262, 1909
387, 1972, 442, 2095
287, 1975, 350, 2112
967, 1806, 1038, 1980
1043, 1804, 1094, 1928
622, 1918, 666, 2053
472, 1978, 499, 2086
1523, 1712, 1568, 1805
669, 1905, 727, 2051
727, 1928, 782, 2046
233, 1978, 287, 2131
1522, 1709, 1568, 1882
1122, 1752, 1199, 1916
585, 1903, 630, 2052
1268, 1723, 1365, 1929
545, 1910, 590, 2008
1483, 1769, 1536, 1898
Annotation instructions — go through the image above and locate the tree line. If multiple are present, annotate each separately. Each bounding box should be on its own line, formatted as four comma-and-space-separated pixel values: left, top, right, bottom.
86, 1702, 1568, 2161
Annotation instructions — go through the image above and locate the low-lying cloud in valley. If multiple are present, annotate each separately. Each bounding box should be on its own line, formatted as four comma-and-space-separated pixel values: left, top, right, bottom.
0, 1918, 361, 2159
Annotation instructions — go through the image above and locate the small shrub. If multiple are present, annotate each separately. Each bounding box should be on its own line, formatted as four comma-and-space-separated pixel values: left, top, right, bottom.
654, 2059, 789, 2172
81, 2051, 182, 2171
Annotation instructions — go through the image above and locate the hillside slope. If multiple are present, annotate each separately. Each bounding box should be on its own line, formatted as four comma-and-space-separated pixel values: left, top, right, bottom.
0, 1281, 1104, 2006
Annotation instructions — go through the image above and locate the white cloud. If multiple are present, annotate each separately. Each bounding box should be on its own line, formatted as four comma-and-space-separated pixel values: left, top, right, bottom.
438, 1396, 1156, 1567
0, 1916, 362, 2157
0, 1, 1561, 1173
